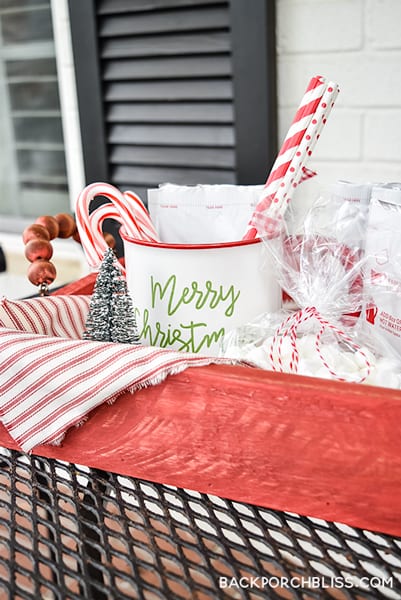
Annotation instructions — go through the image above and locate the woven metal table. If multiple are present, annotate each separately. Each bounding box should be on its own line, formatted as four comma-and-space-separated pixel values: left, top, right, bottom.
0, 448, 400, 600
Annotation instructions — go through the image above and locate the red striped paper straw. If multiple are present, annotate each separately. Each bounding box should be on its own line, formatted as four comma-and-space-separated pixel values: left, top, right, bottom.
243, 75, 339, 240
261, 81, 339, 227
263, 75, 326, 196
277, 81, 340, 209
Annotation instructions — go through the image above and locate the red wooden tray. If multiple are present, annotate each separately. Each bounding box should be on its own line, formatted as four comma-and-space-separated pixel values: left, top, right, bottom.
0, 272, 400, 538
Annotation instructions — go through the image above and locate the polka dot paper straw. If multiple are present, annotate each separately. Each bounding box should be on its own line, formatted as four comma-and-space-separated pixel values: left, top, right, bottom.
243, 75, 340, 240
276, 81, 340, 210
263, 75, 327, 196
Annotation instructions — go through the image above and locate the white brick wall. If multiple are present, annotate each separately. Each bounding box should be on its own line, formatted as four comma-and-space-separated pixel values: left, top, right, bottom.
276, 0, 401, 219
52, 1, 401, 219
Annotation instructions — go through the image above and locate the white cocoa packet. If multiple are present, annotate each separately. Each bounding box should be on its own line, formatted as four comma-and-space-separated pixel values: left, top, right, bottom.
363, 184, 401, 358
329, 180, 373, 251
147, 183, 264, 244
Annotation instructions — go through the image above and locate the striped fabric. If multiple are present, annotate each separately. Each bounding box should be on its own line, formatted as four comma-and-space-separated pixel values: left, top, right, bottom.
0, 295, 91, 339
0, 296, 232, 452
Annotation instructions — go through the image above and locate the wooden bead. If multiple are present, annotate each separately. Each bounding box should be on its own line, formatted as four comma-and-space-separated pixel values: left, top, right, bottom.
22, 224, 50, 244
35, 215, 59, 240
24, 239, 53, 262
23, 212, 83, 288
27, 260, 57, 286
54, 213, 76, 238
103, 232, 116, 249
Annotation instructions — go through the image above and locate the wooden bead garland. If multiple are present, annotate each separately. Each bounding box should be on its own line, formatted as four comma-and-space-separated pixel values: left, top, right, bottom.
22, 213, 115, 295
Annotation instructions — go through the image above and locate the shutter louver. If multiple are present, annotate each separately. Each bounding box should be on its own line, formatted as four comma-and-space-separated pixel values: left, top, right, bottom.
96, 0, 235, 200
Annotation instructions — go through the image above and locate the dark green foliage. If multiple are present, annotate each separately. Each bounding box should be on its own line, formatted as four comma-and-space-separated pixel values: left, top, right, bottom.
83, 248, 140, 345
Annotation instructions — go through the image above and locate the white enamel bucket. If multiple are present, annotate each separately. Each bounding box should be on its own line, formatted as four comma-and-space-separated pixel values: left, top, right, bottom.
121, 232, 281, 356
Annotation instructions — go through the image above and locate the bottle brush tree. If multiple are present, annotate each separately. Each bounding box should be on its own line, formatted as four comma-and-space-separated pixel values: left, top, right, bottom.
83, 247, 140, 345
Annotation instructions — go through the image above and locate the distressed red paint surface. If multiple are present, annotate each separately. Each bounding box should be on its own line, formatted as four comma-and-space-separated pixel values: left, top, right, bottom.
0, 274, 398, 537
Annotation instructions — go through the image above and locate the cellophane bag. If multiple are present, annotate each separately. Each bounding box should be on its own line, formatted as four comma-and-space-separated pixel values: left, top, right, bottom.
220, 197, 401, 389
363, 185, 401, 359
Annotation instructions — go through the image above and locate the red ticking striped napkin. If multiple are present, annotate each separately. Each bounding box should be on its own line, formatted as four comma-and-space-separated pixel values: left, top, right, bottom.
0, 295, 231, 452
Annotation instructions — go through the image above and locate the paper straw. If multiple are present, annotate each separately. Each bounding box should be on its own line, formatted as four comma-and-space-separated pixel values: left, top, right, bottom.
264, 81, 339, 224
243, 75, 339, 240
243, 75, 328, 239
277, 82, 340, 209
262, 75, 327, 199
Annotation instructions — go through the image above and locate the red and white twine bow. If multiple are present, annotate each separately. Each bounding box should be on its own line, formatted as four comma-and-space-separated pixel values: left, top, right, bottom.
269, 307, 372, 383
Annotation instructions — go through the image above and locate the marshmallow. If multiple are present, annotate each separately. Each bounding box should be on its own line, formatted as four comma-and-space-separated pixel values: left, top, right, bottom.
376, 356, 399, 372
318, 343, 344, 371
354, 346, 377, 369
297, 357, 322, 376
297, 334, 318, 359
262, 335, 293, 371
223, 330, 401, 390
246, 345, 269, 369
335, 351, 360, 376
370, 366, 400, 389
315, 366, 336, 380
224, 344, 245, 362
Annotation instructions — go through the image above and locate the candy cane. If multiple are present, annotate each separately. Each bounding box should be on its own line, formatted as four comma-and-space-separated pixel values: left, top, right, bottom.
85, 204, 129, 276
123, 190, 159, 242
89, 195, 157, 242
75, 182, 159, 272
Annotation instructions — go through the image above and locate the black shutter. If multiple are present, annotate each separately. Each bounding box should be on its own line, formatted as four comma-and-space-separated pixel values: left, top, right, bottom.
69, 0, 277, 201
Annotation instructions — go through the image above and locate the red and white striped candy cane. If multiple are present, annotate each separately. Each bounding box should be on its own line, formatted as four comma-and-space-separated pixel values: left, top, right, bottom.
89, 201, 139, 239
88, 204, 129, 276
75, 183, 130, 270
123, 190, 159, 242
75, 182, 159, 272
